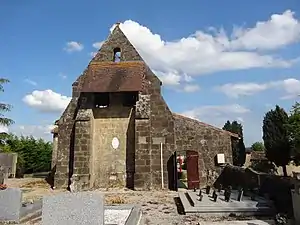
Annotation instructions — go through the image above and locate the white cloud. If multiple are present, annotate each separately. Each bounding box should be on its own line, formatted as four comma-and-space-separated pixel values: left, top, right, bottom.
215, 78, 300, 99
90, 52, 97, 58
0, 124, 55, 141
180, 104, 250, 131
92, 41, 104, 49
8, 124, 55, 141
107, 12, 299, 87
280, 78, 300, 99
24, 79, 37, 86
183, 84, 200, 92
0, 125, 9, 133
236, 117, 244, 123
154, 70, 181, 86
64, 41, 84, 52
90, 41, 105, 58
59, 73, 67, 79
230, 10, 300, 50
22, 90, 71, 113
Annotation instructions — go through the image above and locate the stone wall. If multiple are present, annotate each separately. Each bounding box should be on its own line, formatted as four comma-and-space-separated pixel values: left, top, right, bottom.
51, 133, 58, 170
54, 98, 79, 189
92, 106, 133, 188
134, 68, 175, 190
173, 114, 233, 187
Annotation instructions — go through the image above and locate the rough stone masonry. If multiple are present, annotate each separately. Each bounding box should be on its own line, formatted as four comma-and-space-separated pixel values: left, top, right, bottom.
51, 23, 239, 191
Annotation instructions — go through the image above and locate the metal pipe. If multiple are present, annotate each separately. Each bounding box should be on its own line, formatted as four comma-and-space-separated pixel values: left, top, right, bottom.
160, 142, 164, 189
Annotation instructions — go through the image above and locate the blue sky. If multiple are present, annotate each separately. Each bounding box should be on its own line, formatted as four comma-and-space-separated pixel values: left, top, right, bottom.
0, 0, 299, 146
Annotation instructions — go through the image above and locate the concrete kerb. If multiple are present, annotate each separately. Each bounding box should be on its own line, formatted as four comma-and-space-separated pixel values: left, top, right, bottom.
105, 204, 142, 225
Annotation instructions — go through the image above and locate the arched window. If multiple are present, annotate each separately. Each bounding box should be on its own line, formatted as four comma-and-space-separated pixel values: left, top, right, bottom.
113, 47, 121, 62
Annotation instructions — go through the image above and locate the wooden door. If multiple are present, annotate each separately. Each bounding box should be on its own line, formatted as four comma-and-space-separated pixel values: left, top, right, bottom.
186, 150, 200, 189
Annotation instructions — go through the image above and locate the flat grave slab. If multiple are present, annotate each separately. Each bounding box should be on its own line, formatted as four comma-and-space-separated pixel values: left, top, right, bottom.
179, 189, 274, 216
42, 191, 104, 225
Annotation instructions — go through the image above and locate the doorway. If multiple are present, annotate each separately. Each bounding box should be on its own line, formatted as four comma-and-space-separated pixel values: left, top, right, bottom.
186, 150, 200, 189
167, 152, 178, 191
175, 150, 200, 190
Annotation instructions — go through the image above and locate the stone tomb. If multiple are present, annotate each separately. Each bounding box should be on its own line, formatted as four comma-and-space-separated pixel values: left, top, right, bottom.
42, 191, 142, 225
179, 189, 275, 216
0, 188, 22, 223
42, 191, 104, 225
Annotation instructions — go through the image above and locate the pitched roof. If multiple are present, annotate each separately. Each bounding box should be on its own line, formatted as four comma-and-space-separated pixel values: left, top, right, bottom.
250, 151, 267, 161
81, 61, 148, 93
172, 113, 239, 138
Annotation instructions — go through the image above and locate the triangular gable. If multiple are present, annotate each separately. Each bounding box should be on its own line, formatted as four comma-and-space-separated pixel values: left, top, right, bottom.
92, 24, 144, 62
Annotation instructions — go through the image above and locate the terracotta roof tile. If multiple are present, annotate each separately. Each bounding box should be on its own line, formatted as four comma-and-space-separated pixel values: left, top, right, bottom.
81, 61, 147, 93
172, 113, 239, 138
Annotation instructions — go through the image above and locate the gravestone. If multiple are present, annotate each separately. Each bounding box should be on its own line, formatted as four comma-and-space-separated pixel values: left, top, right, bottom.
42, 191, 104, 225
0, 188, 22, 223
0, 168, 4, 185
212, 190, 216, 199
198, 189, 202, 196
206, 185, 211, 195
237, 188, 244, 201
224, 186, 232, 202
198, 195, 203, 201
217, 184, 222, 192
213, 194, 218, 202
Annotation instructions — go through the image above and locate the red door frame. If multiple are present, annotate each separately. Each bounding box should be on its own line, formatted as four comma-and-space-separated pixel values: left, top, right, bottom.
186, 150, 200, 189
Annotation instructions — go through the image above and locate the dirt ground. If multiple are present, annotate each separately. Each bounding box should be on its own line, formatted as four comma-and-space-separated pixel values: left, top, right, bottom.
6, 178, 274, 225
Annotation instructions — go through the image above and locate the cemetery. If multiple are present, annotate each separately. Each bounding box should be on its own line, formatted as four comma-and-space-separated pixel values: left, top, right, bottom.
0, 168, 299, 224
0, 22, 299, 225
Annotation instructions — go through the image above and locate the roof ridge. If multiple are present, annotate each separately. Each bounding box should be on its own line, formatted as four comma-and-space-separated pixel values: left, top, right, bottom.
172, 113, 239, 138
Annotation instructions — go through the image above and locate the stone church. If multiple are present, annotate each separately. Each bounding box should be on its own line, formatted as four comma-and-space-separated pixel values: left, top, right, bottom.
51, 23, 239, 191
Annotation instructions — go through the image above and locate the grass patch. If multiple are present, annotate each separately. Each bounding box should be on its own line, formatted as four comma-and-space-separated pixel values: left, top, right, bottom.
105, 195, 126, 204
20, 179, 49, 188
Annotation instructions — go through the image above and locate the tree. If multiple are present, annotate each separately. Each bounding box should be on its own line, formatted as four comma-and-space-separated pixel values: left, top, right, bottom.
251, 142, 265, 152
263, 105, 290, 176
286, 102, 300, 165
0, 78, 14, 127
4, 133, 52, 174
222, 120, 246, 166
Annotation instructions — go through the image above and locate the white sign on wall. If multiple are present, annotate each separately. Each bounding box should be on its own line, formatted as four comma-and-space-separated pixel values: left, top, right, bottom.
112, 137, 119, 149
217, 154, 225, 164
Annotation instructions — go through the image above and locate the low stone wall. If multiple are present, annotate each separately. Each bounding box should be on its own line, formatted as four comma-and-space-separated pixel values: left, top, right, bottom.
0, 153, 18, 178
214, 165, 294, 215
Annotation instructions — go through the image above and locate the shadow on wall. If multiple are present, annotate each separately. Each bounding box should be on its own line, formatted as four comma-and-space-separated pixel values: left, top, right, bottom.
45, 165, 56, 188
125, 108, 135, 190
214, 165, 294, 216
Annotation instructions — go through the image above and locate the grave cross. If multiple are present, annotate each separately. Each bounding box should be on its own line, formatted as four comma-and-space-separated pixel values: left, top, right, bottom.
237, 188, 244, 201
206, 185, 211, 195
198, 189, 202, 196
0, 166, 4, 185
213, 194, 218, 202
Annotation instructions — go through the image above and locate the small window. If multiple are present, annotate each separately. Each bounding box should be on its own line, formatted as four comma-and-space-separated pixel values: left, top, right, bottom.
113, 48, 121, 62
123, 92, 138, 107
94, 93, 109, 108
